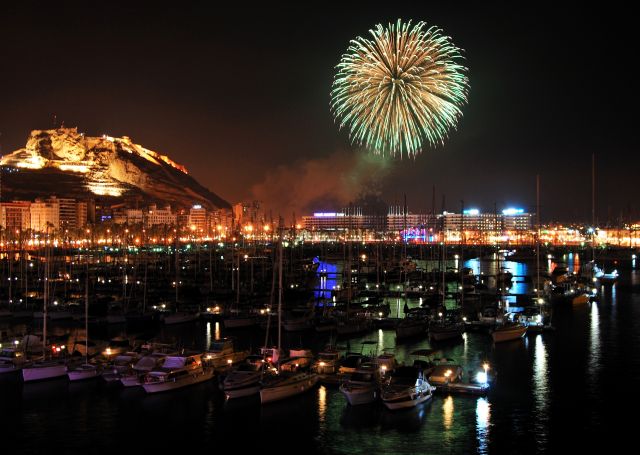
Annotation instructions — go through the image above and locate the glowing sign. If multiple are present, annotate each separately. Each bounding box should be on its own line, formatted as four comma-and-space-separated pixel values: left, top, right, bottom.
502, 208, 524, 216
463, 209, 480, 215
313, 212, 345, 217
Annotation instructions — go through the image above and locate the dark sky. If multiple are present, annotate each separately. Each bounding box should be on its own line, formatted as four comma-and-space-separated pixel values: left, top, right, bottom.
1, 2, 637, 223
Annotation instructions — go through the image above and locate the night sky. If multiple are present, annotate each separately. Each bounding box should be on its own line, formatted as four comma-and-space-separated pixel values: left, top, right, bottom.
1, 3, 637, 223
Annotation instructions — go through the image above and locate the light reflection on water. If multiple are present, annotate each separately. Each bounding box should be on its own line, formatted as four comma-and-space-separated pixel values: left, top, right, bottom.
443, 395, 454, 430
533, 335, 549, 447
589, 301, 601, 391
476, 397, 491, 455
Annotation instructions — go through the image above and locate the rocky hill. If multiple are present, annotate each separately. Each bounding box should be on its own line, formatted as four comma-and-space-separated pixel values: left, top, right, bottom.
0, 127, 230, 210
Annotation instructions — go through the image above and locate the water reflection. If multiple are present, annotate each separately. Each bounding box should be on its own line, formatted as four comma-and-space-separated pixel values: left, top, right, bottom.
476, 397, 491, 454
214, 322, 221, 341
205, 322, 211, 348
588, 302, 601, 392
533, 335, 549, 447
442, 395, 454, 430
317, 386, 327, 425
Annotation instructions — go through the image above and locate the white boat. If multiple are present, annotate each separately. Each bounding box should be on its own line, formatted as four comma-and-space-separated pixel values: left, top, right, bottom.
381, 366, 434, 410
0, 347, 27, 374
67, 363, 99, 381
339, 365, 378, 406
22, 360, 68, 382
491, 323, 527, 342
260, 371, 318, 404
142, 354, 213, 394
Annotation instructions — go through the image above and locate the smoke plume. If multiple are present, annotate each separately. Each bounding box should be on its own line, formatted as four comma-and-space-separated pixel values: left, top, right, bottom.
250, 150, 391, 222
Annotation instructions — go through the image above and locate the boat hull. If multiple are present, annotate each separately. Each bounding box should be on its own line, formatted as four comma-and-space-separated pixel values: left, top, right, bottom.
260, 374, 318, 404
225, 384, 261, 399
340, 385, 377, 406
382, 391, 432, 410
22, 364, 67, 382
68, 367, 99, 381
143, 369, 214, 394
492, 326, 527, 343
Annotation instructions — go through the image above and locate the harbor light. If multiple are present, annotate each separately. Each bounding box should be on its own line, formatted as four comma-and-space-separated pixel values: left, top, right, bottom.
537, 298, 545, 305
592, 288, 598, 294
227, 359, 233, 365
476, 371, 488, 384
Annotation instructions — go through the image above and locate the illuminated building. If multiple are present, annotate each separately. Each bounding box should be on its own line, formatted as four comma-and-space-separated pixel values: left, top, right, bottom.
145, 204, 176, 227
0, 201, 31, 231
30, 198, 60, 231
188, 204, 208, 232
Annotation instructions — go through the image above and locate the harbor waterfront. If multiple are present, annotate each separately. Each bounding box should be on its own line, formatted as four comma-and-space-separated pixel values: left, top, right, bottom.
1, 251, 638, 454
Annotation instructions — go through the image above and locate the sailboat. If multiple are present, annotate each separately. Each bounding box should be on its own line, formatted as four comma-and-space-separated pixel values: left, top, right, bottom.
259, 224, 318, 405
68, 251, 99, 381
22, 226, 68, 382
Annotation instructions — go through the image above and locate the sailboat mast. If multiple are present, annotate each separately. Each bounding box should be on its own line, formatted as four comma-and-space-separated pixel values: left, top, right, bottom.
277, 220, 283, 355
43, 226, 49, 358
85, 247, 89, 364
536, 174, 541, 300
591, 152, 596, 261
460, 199, 464, 308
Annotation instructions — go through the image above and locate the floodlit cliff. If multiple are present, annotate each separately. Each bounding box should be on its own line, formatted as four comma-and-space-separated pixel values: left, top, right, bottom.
1, 127, 229, 209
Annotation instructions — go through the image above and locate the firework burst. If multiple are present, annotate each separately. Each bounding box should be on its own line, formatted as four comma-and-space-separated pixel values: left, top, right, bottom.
331, 19, 469, 158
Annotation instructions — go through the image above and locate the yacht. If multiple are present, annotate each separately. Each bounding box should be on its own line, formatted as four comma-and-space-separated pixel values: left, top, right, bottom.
163, 311, 200, 325
22, 360, 68, 382
100, 353, 139, 384
259, 370, 318, 404
381, 366, 434, 410
395, 309, 429, 339
339, 364, 378, 406
311, 347, 342, 376
491, 323, 527, 342
142, 354, 213, 393
67, 363, 99, 381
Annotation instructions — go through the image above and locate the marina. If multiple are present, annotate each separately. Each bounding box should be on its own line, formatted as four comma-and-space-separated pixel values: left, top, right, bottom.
1, 245, 637, 453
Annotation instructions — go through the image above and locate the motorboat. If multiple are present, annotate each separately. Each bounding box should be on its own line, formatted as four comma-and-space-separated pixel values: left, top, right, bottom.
22, 359, 68, 382
381, 366, 434, 410
259, 370, 318, 404
491, 323, 527, 343
142, 354, 213, 394
339, 364, 378, 406
67, 363, 99, 381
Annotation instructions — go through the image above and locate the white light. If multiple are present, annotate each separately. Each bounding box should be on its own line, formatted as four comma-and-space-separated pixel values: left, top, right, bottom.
476, 372, 488, 384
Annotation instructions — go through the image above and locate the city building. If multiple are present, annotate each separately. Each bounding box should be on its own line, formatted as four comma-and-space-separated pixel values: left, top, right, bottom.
0, 201, 31, 231
146, 204, 177, 227
30, 198, 60, 231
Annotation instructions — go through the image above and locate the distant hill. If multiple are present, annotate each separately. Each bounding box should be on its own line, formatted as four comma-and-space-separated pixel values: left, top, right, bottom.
0, 127, 230, 210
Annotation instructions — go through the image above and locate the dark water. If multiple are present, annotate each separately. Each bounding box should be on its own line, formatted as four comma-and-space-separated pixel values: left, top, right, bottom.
2, 257, 639, 454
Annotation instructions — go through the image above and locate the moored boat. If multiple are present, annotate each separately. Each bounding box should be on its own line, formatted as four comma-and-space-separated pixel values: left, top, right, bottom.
491, 323, 527, 343
381, 366, 434, 410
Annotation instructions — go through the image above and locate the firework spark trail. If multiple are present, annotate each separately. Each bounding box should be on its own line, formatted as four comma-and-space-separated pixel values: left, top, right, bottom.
331, 19, 469, 158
